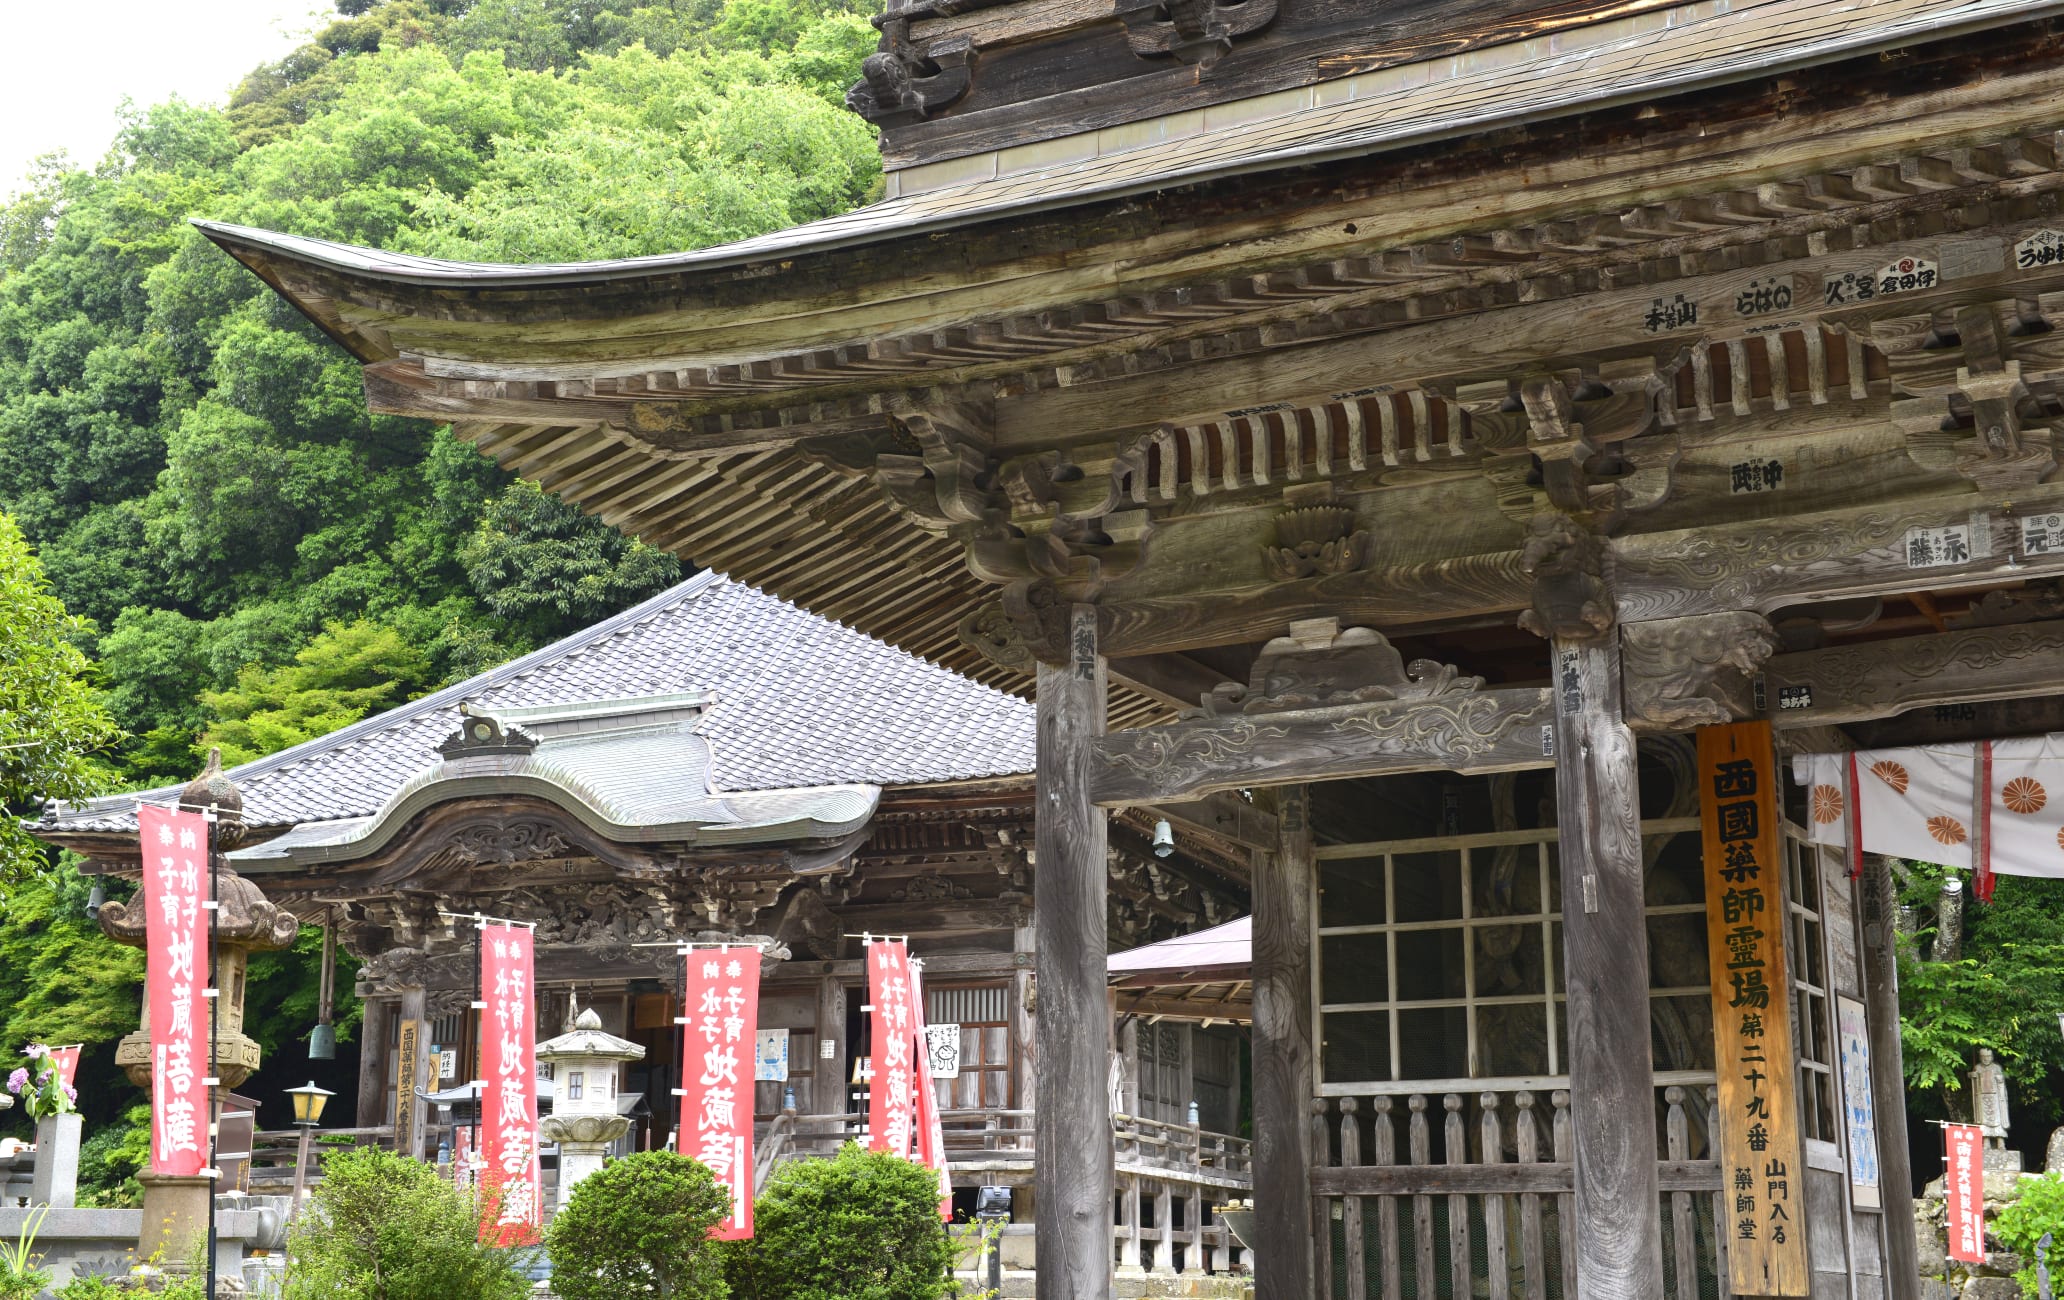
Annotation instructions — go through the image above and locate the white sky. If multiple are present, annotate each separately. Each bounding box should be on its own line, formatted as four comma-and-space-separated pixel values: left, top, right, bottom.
1, 0, 329, 199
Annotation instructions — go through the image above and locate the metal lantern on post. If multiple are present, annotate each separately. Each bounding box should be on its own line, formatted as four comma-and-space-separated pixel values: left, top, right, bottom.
286, 1081, 334, 1220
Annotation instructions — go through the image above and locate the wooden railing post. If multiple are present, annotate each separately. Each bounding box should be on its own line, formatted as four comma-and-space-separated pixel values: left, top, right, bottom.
1515, 1092, 1546, 1300
1341, 1099, 1365, 1300
1253, 784, 1316, 1300
1482, 1092, 1510, 1300
1034, 604, 1114, 1300
1375, 1097, 1402, 1300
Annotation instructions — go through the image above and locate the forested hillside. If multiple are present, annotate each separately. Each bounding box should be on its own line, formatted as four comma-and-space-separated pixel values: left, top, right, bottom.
0, 0, 881, 1196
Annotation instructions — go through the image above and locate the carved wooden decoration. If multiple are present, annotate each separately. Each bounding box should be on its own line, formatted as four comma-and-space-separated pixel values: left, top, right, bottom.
1518, 512, 1613, 643
1620, 611, 1779, 730
1091, 686, 1553, 805
1201, 617, 1479, 715
844, 19, 973, 125
1262, 505, 1371, 580
1114, 0, 1276, 66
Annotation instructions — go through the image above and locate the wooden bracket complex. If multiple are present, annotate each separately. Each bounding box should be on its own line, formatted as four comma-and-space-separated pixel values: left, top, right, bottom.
1114, 0, 1276, 67
845, 18, 974, 125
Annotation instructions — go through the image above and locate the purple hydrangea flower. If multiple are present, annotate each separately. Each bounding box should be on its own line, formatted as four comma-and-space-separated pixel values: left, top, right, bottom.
61, 1085, 76, 1104
5, 1069, 26, 1095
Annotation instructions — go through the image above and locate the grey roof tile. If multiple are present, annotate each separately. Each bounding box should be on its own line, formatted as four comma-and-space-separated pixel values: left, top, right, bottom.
40, 573, 1033, 836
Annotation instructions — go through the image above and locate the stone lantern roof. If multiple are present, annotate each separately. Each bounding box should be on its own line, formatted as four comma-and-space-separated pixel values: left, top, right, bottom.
536, 1006, 645, 1065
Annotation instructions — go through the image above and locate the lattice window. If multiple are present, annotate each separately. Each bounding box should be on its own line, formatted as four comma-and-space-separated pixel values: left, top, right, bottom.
1317, 817, 1715, 1087
928, 983, 1013, 1109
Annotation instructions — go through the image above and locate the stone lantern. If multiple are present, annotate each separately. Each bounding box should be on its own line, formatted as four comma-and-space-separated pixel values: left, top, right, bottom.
536, 1002, 644, 1212
97, 752, 300, 1272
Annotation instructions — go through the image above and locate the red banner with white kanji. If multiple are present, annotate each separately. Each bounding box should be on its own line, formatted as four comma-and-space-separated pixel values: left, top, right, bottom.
867, 940, 915, 1158
679, 947, 759, 1238
1945, 1122, 1986, 1263
907, 963, 950, 1219
139, 805, 210, 1178
479, 923, 540, 1244
38, 1045, 82, 1092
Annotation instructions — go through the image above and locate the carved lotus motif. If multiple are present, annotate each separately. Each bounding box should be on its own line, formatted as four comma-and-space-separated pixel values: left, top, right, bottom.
1927, 815, 1968, 846
1263, 506, 1371, 581
2003, 777, 2047, 815
1870, 760, 1910, 794
1811, 785, 1844, 825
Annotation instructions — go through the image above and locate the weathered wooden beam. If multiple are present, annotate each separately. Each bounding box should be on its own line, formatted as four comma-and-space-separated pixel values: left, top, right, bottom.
1250, 786, 1314, 1300
1309, 1160, 1721, 1196
1109, 994, 1252, 1024
1765, 619, 2064, 727
1846, 694, 2064, 748
1547, 633, 1666, 1299
1106, 652, 1235, 714
1616, 488, 2064, 622
1034, 605, 1114, 1300
1088, 689, 1554, 805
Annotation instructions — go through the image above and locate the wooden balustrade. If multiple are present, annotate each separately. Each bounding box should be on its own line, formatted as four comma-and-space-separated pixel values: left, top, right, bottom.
1309, 1080, 1724, 1300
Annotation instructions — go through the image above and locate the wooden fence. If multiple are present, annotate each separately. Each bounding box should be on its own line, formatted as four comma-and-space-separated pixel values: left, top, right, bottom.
1311, 1078, 1725, 1300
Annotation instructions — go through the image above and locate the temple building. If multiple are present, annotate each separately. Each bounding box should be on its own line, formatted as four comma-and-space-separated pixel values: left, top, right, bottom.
35, 574, 1253, 1226
84, 0, 2064, 1295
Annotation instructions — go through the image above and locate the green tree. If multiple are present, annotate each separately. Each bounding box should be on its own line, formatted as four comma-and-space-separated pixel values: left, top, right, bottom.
284, 1146, 533, 1300
728, 1145, 955, 1300
1896, 857, 2064, 1130
200, 620, 433, 764
547, 1151, 731, 1300
0, 515, 115, 881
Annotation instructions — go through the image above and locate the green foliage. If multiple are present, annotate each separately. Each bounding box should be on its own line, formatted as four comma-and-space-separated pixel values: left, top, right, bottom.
725, 1145, 955, 1300
0, 516, 116, 882
201, 620, 433, 765
284, 1146, 533, 1300
1896, 858, 2064, 1129
0, 1205, 50, 1300
57, 1273, 208, 1300
546, 1150, 731, 1300
76, 1102, 151, 1208
0, 0, 878, 1180
1989, 1170, 2064, 1296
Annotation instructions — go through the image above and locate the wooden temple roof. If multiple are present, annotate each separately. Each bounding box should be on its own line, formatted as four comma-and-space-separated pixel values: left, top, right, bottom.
191, 0, 2064, 724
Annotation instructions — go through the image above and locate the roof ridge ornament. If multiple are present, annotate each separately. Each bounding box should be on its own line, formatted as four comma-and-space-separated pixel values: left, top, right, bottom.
437, 706, 540, 760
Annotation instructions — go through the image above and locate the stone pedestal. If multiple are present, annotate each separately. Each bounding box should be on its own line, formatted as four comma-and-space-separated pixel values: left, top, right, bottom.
539, 1114, 630, 1213
33, 1112, 82, 1208
138, 1172, 215, 1272
1982, 1141, 2024, 1174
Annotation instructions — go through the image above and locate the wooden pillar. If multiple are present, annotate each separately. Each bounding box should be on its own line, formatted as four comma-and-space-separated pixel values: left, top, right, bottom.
814, 975, 847, 1117
1860, 854, 1922, 1300
1034, 604, 1114, 1300
357, 996, 391, 1129
1252, 785, 1316, 1300
1550, 636, 1666, 1299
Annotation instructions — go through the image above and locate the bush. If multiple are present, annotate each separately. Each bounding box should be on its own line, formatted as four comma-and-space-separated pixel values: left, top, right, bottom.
1992, 1170, 2064, 1296
283, 1146, 531, 1300
726, 1145, 955, 1300
545, 1151, 731, 1300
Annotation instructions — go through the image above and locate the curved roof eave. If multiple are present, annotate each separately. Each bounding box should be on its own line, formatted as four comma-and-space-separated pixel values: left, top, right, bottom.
229, 768, 883, 869
191, 0, 2064, 297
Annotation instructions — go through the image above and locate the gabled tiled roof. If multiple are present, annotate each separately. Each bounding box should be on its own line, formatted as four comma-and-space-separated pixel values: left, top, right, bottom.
40, 573, 1034, 836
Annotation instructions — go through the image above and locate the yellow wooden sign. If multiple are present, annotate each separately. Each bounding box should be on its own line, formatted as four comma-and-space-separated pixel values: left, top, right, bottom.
394, 1018, 421, 1155
1698, 721, 1810, 1297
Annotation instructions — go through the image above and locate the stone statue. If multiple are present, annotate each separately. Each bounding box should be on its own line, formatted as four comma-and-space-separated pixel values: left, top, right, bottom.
1971, 1048, 2011, 1141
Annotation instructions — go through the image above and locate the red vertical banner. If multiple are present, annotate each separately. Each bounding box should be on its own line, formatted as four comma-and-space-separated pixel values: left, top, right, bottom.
907, 963, 951, 1219
679, 946, 760, 1238
866, 940, 915, 1158
1945, 1122, 1986, 1263
138, 805, 210, 1178
479, 923, 540, 1244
